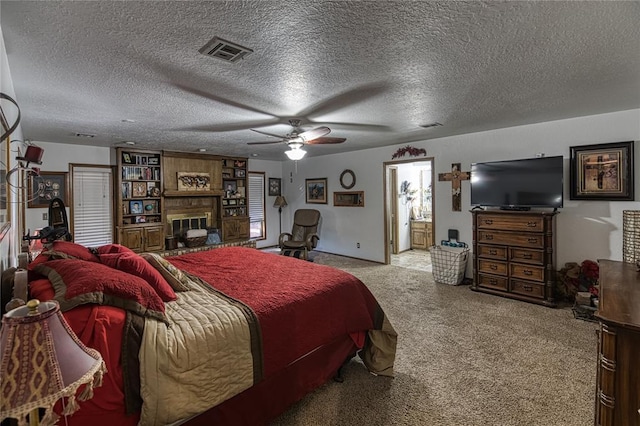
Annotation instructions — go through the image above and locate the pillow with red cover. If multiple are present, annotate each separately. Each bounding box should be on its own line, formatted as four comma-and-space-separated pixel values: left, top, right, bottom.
33, 259, 168, 324
95, 244, 136, 255
99, 252, 177, 302
28, 241, 99, 275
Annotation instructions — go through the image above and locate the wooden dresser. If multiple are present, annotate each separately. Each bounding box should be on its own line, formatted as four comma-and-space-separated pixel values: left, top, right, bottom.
471, 210, 557, 307
594, 260, 640, 426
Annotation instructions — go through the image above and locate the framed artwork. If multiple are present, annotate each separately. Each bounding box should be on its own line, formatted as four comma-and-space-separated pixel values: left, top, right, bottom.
570, 141, 634, 201
129, 201, 143, 214
122, 152, 132, 164
132, 181, 147, 197
305, 178, 327, 204
28, 172, 69, 208
268, 178, 281, 196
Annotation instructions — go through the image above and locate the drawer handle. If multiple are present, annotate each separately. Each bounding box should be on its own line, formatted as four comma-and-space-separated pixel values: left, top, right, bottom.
523, 285, 533, 291
527, 238, 538, 243
522, 253, 533, 259
490, 265, 498, 270
489, 249, 498, 255
523, 269, 533, 276
485, 235, 494, 241
484, 219, 493, 225
526, 221, 537, 227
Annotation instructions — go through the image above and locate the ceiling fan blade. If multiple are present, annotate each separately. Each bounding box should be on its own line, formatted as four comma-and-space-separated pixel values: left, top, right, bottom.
306, 137, 347, 145
250, 128, 287, 139
173, 118, 280, 133
313, 121, 394, 132
173, 83, 276, 118
247, 139, 285, 145
298, 126, 331, 142
297, 82, 390, 118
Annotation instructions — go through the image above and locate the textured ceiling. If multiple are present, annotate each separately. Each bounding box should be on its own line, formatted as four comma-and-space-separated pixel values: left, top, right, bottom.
1, 1, 639, 161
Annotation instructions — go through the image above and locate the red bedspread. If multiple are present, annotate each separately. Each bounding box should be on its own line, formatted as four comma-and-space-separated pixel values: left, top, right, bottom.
167, 247, 382, 377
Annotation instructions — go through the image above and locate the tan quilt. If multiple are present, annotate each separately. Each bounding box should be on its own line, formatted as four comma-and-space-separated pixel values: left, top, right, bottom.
139, 275, 261, 426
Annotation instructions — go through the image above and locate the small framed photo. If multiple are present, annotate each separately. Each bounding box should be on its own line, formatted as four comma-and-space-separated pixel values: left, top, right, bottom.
132, 181, 147, 197
268, 178, 281, 196
148, 156, 159, 166
570, 141, 634, 200
305, 178, 327, 204
135, 215, 146, 223
122, 152, 132, 164
129, 201, 143, 214
28, 172, 69, 208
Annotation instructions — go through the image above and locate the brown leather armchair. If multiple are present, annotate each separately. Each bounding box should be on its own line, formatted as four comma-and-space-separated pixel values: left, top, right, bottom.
279, 209, 321, 260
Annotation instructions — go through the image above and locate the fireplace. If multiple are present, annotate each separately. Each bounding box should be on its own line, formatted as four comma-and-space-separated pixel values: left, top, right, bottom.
167, 212, 212, 238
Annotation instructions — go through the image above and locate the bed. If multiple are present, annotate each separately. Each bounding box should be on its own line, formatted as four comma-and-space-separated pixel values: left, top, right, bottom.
15, 241, 397, 426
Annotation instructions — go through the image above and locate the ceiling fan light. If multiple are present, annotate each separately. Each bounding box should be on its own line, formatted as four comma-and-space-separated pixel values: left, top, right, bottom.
285, 147, 306, 160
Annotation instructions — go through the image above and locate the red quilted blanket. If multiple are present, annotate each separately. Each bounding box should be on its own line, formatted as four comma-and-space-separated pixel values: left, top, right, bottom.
167, 247, 383, 377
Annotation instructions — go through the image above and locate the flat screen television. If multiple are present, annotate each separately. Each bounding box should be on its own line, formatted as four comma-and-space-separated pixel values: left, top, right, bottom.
470, 156, 564, 210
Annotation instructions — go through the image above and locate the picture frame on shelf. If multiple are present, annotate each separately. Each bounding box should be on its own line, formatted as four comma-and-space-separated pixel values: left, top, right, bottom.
305, 178, 327, 204
130, 201, 143, 214
28, 172, 69, 208
147, 156, 159, 166
268, 177, 281, 196
234, 169, 246, 178
135, 215, 146, 223
122, 152, 132, 164
570, 141, 634, 201
132, 181, 147, 197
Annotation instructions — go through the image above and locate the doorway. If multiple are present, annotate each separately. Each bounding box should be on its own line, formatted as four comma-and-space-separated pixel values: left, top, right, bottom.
383, 157, 435, 265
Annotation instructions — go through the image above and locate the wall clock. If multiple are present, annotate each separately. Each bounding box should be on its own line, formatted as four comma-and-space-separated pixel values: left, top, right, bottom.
339, 169, 356, 189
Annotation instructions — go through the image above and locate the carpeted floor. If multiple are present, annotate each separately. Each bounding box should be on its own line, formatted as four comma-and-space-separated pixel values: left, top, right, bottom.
269, 251, 598, 426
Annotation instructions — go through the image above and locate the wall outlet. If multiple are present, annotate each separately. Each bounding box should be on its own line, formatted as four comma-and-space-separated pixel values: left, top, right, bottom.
357, 242, 360, 248
42, 213, 48, 221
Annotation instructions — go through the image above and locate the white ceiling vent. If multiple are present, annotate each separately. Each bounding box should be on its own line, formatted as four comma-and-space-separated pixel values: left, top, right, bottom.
199, 37, 253, 62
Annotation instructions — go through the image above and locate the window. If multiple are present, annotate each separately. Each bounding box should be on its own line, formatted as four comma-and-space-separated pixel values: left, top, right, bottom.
248, 172, 265, 240
71, 165, 113, 247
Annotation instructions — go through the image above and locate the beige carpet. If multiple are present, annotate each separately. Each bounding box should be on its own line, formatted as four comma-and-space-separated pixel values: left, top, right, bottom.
269, 251, 598, 426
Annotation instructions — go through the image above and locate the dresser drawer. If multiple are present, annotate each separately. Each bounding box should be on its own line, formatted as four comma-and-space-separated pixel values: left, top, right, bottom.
477, 274, 508, 291
510, 279, 545, 299
477, 214, 544, 232
509, 248, 544, 265
477, 230, 544, 249
510, 264, 545, 282
477, 245, 507, 260
478, 259, 508, 276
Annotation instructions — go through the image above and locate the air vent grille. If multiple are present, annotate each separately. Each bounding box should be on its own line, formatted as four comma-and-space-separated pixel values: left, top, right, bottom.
199, 37, 253, 62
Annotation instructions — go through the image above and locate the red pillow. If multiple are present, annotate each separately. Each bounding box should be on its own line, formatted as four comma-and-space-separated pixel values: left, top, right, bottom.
28, 241, 99, 273
99, 252, 177, 302
96, 244, 136, 255
33, 259, 167, 323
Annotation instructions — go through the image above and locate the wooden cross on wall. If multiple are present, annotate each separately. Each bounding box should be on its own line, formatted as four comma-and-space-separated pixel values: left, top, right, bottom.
438, 163, 470, 212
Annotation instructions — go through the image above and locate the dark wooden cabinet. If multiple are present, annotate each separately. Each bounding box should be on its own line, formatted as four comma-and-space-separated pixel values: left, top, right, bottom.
222, 217, 249, 241
471, 210, 557, 307
594, 260, 640, 426
119, 225, 164, 252
116, 148, 164, 252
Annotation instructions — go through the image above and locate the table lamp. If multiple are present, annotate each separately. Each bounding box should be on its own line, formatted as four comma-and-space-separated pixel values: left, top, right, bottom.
0, 299, 105, 426
273, 195, 288, 235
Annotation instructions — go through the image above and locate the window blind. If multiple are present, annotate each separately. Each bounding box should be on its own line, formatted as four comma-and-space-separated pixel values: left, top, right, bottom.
248, 173, 265, 239
72, 166, 113, 247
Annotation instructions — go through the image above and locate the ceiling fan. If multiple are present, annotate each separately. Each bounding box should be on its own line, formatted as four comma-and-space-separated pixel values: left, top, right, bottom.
247, 119, 346, 160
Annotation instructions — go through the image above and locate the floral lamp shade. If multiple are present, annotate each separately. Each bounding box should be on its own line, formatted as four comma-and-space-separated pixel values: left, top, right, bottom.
0, 300, 106, 426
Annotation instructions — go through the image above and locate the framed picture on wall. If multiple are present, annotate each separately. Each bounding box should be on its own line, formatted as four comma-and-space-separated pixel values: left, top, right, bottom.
570, 141, 634, 201
305, 178, 327, 204
268, 178, 281, 196
28, 171, 69, 208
